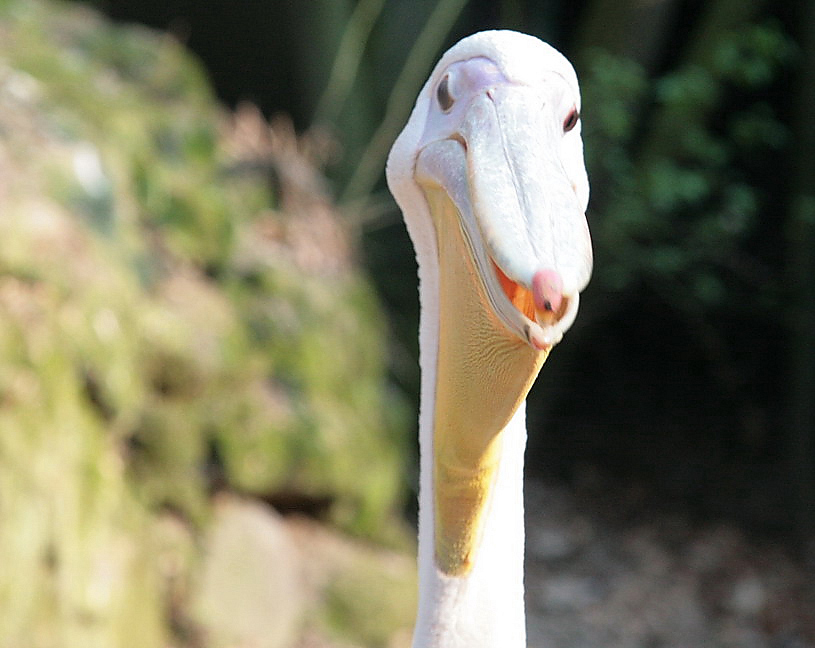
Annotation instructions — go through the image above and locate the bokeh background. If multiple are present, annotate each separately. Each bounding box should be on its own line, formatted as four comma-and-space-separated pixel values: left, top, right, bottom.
0, 0, 813, 646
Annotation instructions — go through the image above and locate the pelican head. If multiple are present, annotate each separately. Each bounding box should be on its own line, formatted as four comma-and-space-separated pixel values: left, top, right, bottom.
388, 30, 591, 352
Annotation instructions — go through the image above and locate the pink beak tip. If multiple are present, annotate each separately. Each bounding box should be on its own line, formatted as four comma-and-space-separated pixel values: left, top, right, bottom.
532, 269, 564, 314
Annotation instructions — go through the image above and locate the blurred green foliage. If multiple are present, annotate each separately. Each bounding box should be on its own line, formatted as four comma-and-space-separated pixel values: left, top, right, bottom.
582, 21, 795, 311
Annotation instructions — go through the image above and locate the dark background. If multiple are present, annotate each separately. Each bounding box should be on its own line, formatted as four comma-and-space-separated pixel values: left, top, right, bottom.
86, 0, 815, 542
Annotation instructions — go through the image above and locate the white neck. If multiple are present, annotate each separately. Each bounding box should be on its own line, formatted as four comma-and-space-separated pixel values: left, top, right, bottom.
413, 407, 528, 648
411, 249, 528, 648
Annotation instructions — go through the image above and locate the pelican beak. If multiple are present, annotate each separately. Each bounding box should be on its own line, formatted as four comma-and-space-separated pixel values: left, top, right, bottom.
414, 78, 592, 575
417, 82, 592, 350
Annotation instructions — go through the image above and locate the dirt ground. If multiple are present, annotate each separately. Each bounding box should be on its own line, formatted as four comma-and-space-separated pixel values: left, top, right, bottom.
524, 478, 815, 647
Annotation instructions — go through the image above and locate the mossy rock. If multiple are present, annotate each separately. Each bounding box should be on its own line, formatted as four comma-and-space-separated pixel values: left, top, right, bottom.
0, 0, 410, 645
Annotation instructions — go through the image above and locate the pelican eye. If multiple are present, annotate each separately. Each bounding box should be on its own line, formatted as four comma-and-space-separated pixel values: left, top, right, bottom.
563, 107, 579, 132
437, 75, 454, 112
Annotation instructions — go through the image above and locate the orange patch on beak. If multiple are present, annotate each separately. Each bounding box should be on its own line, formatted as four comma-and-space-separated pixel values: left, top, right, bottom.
491, 262, 568, 334
491, 261, 536, 321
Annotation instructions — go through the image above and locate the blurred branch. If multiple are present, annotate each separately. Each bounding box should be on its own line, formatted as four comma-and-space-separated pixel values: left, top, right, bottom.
341, 190, 403, 233
313, 0, 386, 126
341, 0, 469, 204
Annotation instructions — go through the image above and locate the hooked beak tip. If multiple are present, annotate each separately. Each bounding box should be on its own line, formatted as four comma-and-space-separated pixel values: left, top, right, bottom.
532, 268, 564, 314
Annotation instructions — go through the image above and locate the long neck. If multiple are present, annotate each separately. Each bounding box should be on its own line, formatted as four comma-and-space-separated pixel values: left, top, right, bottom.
410, 230, 531, 646
408, 187, 543, 648
413, 403, 528, 648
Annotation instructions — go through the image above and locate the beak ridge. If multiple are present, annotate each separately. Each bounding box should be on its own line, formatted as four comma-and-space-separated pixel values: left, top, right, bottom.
459, 85, 591, 297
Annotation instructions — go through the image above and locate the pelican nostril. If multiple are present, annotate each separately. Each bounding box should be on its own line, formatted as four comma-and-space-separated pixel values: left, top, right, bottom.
449, 132, 467, 150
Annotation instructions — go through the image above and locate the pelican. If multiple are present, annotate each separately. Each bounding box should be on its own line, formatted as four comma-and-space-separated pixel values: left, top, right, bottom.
386, 31, 592, 647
